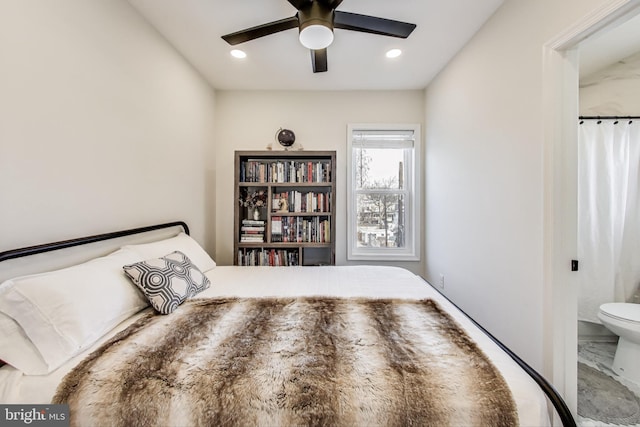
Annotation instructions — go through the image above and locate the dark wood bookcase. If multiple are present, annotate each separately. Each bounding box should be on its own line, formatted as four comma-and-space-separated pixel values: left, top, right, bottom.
234, 150, 336, 266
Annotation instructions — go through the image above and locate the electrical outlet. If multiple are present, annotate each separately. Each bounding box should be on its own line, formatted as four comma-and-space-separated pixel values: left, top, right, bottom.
438, 274, 445, 289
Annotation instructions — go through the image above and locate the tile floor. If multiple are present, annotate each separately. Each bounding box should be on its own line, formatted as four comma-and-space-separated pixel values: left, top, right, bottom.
578, 340, 640, 427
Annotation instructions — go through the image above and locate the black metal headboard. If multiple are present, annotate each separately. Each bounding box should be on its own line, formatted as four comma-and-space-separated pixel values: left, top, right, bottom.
0, 221, 189, 370
0, 221, 189, 263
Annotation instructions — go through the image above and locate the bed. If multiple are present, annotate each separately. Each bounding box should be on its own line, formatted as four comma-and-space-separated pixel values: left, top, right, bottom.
0, 222, 574, 426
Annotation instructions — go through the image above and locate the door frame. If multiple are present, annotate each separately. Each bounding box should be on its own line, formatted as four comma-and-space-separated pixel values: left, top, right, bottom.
543, 0, 640, 419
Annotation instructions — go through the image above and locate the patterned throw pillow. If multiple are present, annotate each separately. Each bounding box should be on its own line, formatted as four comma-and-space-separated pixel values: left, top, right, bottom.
123, 251, 210, 314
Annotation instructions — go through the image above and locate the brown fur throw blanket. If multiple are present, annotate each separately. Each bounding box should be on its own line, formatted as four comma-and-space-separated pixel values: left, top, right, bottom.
53, 297, 518, 426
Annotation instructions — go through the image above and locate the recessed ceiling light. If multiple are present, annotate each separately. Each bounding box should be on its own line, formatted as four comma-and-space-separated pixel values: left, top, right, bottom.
230, 49, 247, 59
386, 49, 402, 58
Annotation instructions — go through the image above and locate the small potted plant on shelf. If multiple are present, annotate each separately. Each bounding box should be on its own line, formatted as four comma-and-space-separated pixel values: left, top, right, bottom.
239, 189, 267, 220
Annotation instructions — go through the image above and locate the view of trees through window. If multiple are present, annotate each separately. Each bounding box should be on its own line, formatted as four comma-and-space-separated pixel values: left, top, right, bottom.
354, 147, 406, 249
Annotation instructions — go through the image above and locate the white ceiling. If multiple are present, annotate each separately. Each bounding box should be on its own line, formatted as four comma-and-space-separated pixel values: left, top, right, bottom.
580, 11, 640, 77
127, 0, 504, 91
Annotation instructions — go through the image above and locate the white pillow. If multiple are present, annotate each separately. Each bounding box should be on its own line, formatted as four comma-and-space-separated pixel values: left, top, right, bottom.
0, 312, 49, 375
122, 232, 216, 272
0, 248, 149, 373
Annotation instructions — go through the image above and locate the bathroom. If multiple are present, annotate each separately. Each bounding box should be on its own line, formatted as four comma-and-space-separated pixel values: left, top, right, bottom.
577, 33, 640, 426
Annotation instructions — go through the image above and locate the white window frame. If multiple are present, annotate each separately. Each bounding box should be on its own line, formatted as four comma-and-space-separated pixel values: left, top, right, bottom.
347, 124, 421, 261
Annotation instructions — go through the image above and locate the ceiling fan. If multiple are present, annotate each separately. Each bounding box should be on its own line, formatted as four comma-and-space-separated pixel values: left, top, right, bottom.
221, 0, 417, 73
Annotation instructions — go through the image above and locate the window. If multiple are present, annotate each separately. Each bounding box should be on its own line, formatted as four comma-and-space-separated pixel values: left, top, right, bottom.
347, 124, 420, 260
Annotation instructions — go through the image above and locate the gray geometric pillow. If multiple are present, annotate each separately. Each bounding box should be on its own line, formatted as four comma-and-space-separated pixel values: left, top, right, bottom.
123, 251, 210, 314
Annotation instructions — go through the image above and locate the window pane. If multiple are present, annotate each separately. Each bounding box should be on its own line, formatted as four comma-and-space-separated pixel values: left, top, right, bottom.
356, 193, 405, 248
348, 124, 419, 261
354, 148, 405, 190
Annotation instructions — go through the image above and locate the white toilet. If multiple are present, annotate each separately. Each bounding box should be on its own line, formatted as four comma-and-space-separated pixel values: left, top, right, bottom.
598, 302, 640, 384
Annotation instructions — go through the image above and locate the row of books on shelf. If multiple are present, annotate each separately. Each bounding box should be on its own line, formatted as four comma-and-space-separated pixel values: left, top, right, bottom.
271, 216, 331, 243
240, 219, 265, 243
237, 248, 300, 266
240, 160, 331, 183
272, 191, 331, 213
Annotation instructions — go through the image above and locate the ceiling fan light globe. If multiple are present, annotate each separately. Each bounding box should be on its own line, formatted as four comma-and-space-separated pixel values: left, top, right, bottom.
299, 25, 334, 49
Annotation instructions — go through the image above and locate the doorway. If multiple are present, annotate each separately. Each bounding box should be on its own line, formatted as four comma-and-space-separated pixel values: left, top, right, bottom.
544, 0, 640, 421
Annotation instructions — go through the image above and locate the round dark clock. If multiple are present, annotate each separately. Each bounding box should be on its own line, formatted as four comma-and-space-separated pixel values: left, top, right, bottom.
276, 128, 296, 148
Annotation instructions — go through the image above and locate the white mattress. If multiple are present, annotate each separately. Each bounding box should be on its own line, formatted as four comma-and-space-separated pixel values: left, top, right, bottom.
0, 265, 550, 426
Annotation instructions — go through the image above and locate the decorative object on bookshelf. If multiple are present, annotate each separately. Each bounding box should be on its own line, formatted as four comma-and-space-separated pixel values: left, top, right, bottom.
278, 197, 289, 212
276, 128, 296, 149
252, 208, 260, 221
239, 189, 267, 209
234, 151, 336, 267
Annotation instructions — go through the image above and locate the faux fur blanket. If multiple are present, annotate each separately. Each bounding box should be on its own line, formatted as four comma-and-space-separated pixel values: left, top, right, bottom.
53, 297, 518, 427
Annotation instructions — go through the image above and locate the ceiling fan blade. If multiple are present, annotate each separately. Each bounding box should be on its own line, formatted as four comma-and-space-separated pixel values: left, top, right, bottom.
334, 11, 416, 38
222, 16, 299, 45
311, 48, 328, 73
287, 0, 312, 9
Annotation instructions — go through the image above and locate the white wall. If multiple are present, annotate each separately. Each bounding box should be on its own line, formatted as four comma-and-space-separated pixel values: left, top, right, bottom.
0, 0, 216, 251
424, 0, 610, 370
214, 90, 425, 272
580, 50, 640, 115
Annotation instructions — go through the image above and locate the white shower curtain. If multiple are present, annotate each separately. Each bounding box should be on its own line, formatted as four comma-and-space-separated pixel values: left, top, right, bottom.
578, 120, 640, 323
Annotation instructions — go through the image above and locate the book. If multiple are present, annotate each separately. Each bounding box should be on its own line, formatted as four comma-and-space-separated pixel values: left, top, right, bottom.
271, 217, 283, 243
240, 235, 264, 242
242, 219, 265, 226
241, 226, 265, 232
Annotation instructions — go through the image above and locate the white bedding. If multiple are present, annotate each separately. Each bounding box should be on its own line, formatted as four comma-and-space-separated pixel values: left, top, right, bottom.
0, 265, 550, 426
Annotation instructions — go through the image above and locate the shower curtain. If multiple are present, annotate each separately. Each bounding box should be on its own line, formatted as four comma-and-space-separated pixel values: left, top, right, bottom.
578, 119, 640, 323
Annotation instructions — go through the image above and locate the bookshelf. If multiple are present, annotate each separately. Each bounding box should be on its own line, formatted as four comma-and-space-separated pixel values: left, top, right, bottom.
234, 150, 336, 266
